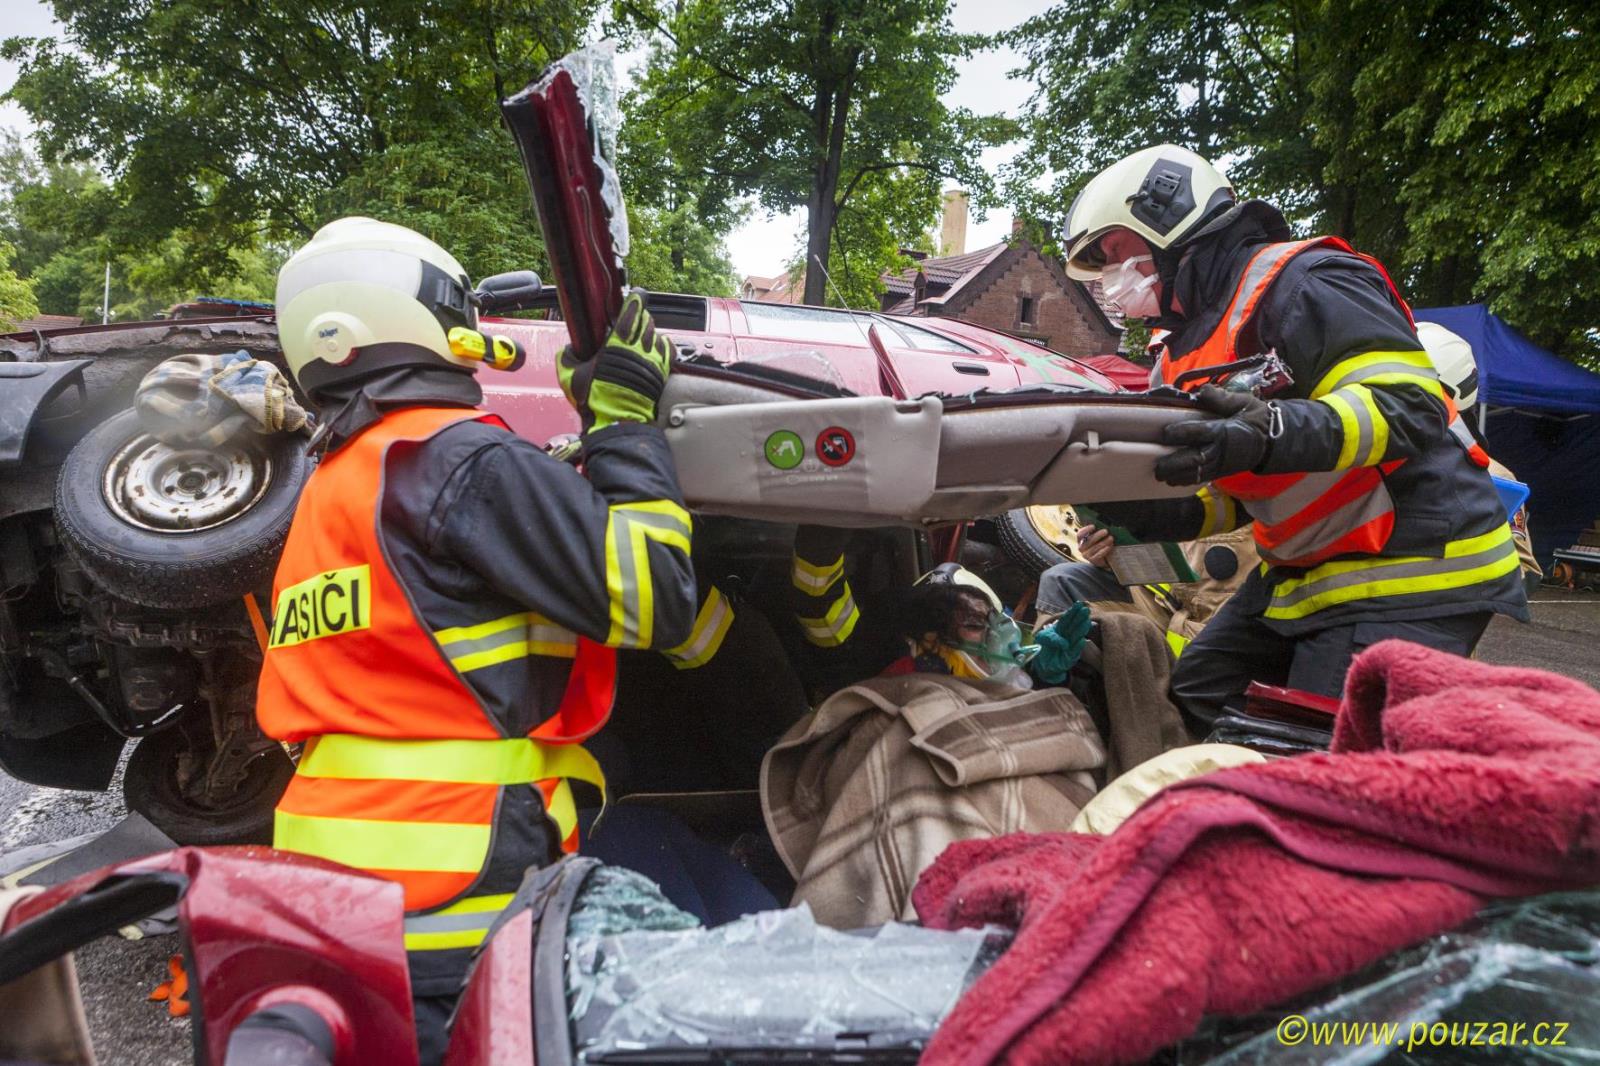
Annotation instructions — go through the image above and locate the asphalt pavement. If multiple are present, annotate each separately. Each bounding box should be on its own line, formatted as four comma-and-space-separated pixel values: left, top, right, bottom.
1, 589, 1597, 1065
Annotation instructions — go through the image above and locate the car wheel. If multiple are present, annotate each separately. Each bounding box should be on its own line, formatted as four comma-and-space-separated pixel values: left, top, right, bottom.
55, 409, 310, 609
995, 504, 1087, 576
124, 726, 294, 846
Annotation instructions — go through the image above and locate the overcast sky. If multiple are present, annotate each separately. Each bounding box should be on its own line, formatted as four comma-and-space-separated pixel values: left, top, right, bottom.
0, 0, 1049, 279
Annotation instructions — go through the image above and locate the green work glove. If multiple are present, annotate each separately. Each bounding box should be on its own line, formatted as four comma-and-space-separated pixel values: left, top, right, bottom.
558, 292, 674, 433
1029, 601, 1093, 684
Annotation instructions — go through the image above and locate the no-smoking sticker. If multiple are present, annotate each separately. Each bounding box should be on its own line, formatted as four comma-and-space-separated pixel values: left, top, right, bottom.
815, 426, 856, 467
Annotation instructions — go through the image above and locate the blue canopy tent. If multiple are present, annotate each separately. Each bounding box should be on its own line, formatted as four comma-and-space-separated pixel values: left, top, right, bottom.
1414, 305, 1600, 567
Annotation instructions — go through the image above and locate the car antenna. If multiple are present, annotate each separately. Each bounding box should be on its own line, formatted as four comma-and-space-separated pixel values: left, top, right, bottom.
814, 253, 909, 399
811, 253, 875, 346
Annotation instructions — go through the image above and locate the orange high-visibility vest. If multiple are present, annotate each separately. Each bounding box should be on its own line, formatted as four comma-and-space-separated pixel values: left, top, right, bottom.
258, 406, 617, 912
1161, 238, 1489, 567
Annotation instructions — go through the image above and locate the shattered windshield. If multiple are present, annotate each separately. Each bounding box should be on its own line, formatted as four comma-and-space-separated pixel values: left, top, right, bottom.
1162, 890, 1600, 1064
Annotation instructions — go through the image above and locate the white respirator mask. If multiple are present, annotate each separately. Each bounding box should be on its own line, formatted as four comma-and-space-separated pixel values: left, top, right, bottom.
1102, 255, 1161, 319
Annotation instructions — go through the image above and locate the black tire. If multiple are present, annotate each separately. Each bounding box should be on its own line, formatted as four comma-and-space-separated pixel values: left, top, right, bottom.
55, 409, 310, 609
995, 505, 1084, 577
124, 727, 294, 846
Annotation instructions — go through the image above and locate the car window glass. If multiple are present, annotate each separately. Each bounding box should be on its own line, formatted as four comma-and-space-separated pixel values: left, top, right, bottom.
876, 318, 977, 353
741, 302, 879, 345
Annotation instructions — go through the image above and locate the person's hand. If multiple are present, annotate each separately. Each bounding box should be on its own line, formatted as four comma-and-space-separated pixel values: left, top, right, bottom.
1154, 385, 1277, 486
558, 292, 674, 433
1077, 524, 1116, 569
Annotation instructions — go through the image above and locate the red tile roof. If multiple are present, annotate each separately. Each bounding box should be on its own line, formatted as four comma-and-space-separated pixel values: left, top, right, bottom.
882, 242, 1008, 296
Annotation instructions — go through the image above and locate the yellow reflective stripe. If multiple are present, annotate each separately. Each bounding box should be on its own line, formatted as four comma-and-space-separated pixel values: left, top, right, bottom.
605, 500, 692, 648
1312, 350, 1437, 399
1319, 391, 1363, 470
544, 778, 579, 843
1355, 371, 1446, 402
450, 638, 575, 672
434, 612, 542, 645
274, 810, 489, 873
298, 734, 606, 790
1319, 385, 1391, 469
1273, 525, 1509, 587
1197, 487, 1222, 538
1351, 385, 1390, 466
1196, 486, 1238, 538
434, 611, 578, 672
664, 585, 735, 670
1264, 525, 1519, 620
403, 893, 515, 952
403, 929, 489, 951
791, 554, 845, 595
797, 585, 860, 647
1165, 629, 1189, 658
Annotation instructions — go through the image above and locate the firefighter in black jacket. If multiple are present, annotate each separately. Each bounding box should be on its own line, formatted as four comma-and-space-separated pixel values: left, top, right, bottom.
1061, 147, 1527, 728
258, 217, 695, 1063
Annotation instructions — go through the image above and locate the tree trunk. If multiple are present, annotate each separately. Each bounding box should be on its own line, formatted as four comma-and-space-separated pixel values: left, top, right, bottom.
803, 62, 856, 307
803, 192, 835, 305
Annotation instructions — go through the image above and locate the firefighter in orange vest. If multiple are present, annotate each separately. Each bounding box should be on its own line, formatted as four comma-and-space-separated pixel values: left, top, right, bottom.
1062, 146, 1527, 730
256, 218, 695, 1063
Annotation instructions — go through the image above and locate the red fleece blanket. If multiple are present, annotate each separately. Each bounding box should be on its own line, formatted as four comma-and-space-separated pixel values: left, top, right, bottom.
913, 641, 1600, 1066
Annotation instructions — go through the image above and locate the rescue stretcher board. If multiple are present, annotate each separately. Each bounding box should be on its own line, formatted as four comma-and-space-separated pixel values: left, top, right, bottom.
660, 374, 1207, 528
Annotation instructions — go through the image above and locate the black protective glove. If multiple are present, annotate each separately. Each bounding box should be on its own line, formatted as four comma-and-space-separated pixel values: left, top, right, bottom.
558, 291, 673, 433
1155, 385, 1278, 486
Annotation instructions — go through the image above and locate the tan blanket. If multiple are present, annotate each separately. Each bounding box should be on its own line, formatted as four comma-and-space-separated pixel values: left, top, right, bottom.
1094, 611, 1193, 777
761, 674, 1104, 928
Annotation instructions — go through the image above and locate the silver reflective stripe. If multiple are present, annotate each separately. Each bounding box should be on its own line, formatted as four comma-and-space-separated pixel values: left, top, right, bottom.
665, 586, 734, 669
1268, 537, 1516, 610
404, 909, 500, 936
798, 589, 859, 646
1223, 243, 1306, 341
607, 505, 692, 647
1448, 415, 1479, 454
1326, 360, 1440, 394
435, 614, 577, 671
1259, 481, 1394, 565
1340, 392, 1376, 470
1245, 469, 1350, 525
791, 555, 845, 594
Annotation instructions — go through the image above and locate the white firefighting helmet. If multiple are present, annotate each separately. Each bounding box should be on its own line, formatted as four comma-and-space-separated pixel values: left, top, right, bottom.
1416, 321, 1479, 410
1064, 146, 1236, 281
275, 217, 481, 398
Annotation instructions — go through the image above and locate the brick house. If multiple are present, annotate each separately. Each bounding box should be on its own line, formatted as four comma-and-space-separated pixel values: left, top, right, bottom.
879, 238, 1122, 359
740, 269, 804, 304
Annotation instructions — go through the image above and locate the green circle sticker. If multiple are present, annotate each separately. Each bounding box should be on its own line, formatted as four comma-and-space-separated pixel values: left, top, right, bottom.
763, 430, 804, 470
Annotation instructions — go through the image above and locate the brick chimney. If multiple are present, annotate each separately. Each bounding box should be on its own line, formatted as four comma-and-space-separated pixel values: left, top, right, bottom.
940, 189, 968, 257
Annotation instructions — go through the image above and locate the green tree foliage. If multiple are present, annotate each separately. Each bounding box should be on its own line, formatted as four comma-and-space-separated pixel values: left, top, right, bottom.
1004, 1, 1308, 222
0, 241, 39, 330
618, 0, 1012, 306
2, 0, 600, 289
315, 130, 547, 283
615, 52, 743, 296
1007, 0, 1600, 367
1, 130, 279, 319
625, 203, 739, 296
824, 167, 942, 309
